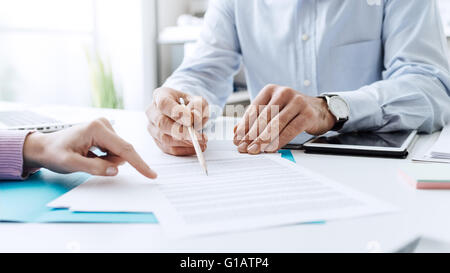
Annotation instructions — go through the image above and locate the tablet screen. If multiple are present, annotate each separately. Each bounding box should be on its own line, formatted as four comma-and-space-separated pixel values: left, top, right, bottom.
311, 131, 414, 148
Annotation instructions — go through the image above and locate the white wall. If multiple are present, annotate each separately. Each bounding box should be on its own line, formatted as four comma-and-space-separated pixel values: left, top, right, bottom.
156, 0, 189, 85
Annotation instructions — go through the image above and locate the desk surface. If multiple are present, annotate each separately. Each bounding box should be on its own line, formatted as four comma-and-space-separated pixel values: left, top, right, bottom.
0, 104, 448, 253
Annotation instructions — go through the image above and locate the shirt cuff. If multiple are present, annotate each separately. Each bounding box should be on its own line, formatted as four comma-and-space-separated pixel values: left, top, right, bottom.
0, 130, 37, 180
323, 87, 383, 133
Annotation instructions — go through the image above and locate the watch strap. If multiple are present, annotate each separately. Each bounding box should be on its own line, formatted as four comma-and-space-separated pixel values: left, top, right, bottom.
331, 117, 348, 131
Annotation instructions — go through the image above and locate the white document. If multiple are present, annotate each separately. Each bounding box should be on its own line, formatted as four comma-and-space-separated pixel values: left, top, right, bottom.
48, 151, 396, 237
149, 154, 397, 237
47, 165, 161, 212
48, 149, 248, 212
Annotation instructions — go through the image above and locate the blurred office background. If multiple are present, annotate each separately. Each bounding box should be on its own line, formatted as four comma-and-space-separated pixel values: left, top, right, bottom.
0, 0, 449, 111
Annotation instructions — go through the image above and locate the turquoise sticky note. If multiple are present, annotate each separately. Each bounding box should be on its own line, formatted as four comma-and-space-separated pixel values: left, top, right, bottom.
0, 170, 158, 224
278, 149, 296, 163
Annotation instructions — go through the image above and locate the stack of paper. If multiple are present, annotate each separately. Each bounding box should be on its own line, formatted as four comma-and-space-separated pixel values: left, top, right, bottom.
413, 125, 450, 164
48, 151, 396, 237
429, 126, 450, 160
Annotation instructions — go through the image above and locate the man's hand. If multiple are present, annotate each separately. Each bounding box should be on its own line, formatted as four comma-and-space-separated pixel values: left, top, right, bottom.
146, 87, 209, 156
233, 84, 336, 155
23, 118, 157, 179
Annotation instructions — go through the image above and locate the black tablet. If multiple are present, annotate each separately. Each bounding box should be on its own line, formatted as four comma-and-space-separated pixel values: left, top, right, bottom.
302, 130, 418, 159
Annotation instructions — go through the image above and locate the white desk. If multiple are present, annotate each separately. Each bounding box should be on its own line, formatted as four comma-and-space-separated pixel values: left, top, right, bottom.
0, 104, 448, 253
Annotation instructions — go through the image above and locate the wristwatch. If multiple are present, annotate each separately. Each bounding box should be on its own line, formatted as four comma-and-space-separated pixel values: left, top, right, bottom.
318, 94, 350, 131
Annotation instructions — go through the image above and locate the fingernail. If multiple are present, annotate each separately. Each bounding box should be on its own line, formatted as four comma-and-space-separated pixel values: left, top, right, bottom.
247, 143, 260, 154
238, 142, 248, 152
106, 167, 118, 176
148, 168, 158, 179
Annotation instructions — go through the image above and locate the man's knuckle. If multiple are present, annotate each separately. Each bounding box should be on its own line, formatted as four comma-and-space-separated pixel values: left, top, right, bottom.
158, 97, 170, 108
280, 87, 291, 94
264, 84, 277, 91
293, 95, 305, 105
271, 90, 284, 102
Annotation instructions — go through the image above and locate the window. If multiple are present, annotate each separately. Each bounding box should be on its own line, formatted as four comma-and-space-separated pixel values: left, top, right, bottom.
0, 0, 157, 110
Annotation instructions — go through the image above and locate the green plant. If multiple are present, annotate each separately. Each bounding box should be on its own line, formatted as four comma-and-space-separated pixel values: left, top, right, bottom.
86, 49, 123, 109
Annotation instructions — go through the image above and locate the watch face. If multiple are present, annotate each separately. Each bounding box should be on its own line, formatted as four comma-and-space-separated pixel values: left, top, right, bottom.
329, 96, 349, 119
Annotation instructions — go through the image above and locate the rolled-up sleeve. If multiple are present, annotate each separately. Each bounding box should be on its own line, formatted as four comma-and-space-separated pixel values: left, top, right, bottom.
332, 0, 450, 133
0, 130, 32, 180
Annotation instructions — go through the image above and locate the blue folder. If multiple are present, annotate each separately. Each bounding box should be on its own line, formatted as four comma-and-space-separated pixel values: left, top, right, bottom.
0, 170, 158, 223
0, 150, 304, 224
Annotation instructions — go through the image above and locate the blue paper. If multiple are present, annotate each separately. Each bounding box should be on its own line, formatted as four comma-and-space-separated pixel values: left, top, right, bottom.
278, 149, 296, 163
0, 170, 158, 223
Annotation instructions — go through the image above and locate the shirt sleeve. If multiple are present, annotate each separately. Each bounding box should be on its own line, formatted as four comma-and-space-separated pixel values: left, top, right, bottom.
329, 0, 450, 133
0, 130, 35, 180
163, 0, 242, 117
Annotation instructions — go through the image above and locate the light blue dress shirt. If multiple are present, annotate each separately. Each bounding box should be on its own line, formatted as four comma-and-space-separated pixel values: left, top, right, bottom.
164, 0, 450, 134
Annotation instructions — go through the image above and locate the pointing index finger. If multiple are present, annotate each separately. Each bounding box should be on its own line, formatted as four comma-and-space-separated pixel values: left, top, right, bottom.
93, 126, 158, 179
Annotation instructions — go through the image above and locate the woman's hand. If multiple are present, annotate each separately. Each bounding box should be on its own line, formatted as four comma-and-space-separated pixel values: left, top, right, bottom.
23, 118, 157, 179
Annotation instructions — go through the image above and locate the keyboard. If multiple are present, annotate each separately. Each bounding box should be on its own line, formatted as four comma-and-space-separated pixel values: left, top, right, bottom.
0, 111, 61, 127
